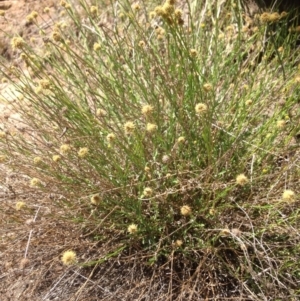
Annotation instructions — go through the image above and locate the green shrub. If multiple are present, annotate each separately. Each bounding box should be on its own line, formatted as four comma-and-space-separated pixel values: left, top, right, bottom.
1, 0, 299, 298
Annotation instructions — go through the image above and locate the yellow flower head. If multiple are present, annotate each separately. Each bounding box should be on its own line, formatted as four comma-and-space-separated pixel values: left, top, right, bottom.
0, 155, 6, 163
278, 46, 284, 53
177, 136, 185, 143
39, 79, 51, 89
189, 49, 198, 57
60, 144, 71, 154
282, 189, 295, 202
162, 154, 170, 163
52, 155, 61, 162
180, 205, 192, 216
132, 3, 140, 11
90, 6, 98, 17
33, 157, 42, 165
91, 194, 101, 205
78, 147, 89, 158
154, 5, 167, 17
155, 27, 165, 36
16, 201, 26, 211
174, 9, 182, 19
61, 250, 77, 265
236, 174, 248, 186
277, 120, 285, 129
209, 208, 216, 215
146, 123, 157, 133
203, 83, 213, 92
60, 0, 71, 8
245, 99, 253, 106
138, 40, 145, 48
106, 133, 116, 143
195, 103, 208, 114
96, 108, 107, 117
260, 12, 280, 23
259, 12, 270, 23
128, 224, 138, 234
0, 131, 7, 138
11, 37, 26, 50
162, 2, 174, 15
30, 178, 41, 187
52, 31, 62, 42
174, 239, 183, 247
220, 228, 231, 236
124, 121, 135, 135
143, 187, 153, 197
26, 11, 38, 23
268, 12, 280, 22
149, 11, 156, 19
141, 104, 154, 116
93, 43, 101, 51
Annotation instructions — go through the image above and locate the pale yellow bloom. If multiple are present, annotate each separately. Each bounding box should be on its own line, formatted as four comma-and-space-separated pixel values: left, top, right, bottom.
96, 108, 107, 117
132, 3, 140, 10
282, 189, 295, 202
60, 144, 71, 154
195, 103, 208, 114
30, 178, 41, 187
93, 43, 101, 51
236, 174, 248, 186
26, 11, 38, 23
189, 49, 198, 57
60, 0, 71, 8
61, 250, 76, 265
203, 83, 213, 92
90, 194, 101, 205
78, 147, 89, 158
143, 187, 153, 197
128, 224, 138, 234
220, 228, 231, 236
141, 104, 154, 115
180, 205, 192, 216
177, 136, 185, 143
33, 157, 42, 165
162, 155, 170, 163
106, 133, 116, 142
39, 79, 51, 89
90, 6, 98, 16
277, 120, 285, 129
52, 155, 61, 162
146, 123, 157, 133
11, 37, 25, 50
174, 239, 183, 247
245, 99, 253, 106
16, 201, 26, 211
124, 121, 135, 135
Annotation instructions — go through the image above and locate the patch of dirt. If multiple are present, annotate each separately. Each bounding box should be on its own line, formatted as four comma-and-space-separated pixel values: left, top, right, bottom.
0, 2, 76, 300
0, 0, 60, 61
